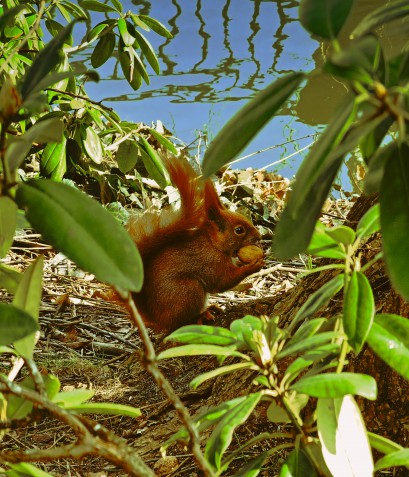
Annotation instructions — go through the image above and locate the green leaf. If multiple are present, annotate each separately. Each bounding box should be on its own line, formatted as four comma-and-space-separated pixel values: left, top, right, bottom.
118, 37, 142, 90
0, 196, 17, 258
325, 225, 356, 247
44, 373, 61, 400
21, 20, 81, 99
147, 127, 177, 154
190, 362, 254, 390
299, 0, 354, 39
267, 401, 291, 423
356, 204, 380, 238
317, 395, 374, 477
0, 262, 22, 293
343, 271, 375, 353
117, 18, 135, 46
368, 432, 404, 455
130, 46, 150, 84
8, 462, 55, 477
133, 30, 160, 74
288, 318, 326, 346
364, 141, 397, 194
91, 32, 116, 68
352, 0, 409, 38
380, 141, 409, 300
138, 135, 169, 188
157, 344, 246, 360
307, 222, 347, 259
278, 332, 340, 359
41, 135, 67, 181
15, 180, 143, 292
359, 116, 393, 163
0, 304, 38, 345
52, 388, 95, 406
291, 373, 377, 400
138, 14, 173, 38
274, 98, 356, 259
166, 324, 238, 346
0, 5, 28, 33
82, 126, 103, 164
279, 449, 317, 477
13, 256, 43, 358
367, 314, 409, 380
290, 274, 344, 329
115, 139, 139, 173
6, 117, 64, 172
205, 392, 262, 470
375, 449, 409, 471
86, 21, 113, 42
81, 0, 118, 13
202, 72, 304, 177
235, 452, 268, 477
63, 402, 141, 417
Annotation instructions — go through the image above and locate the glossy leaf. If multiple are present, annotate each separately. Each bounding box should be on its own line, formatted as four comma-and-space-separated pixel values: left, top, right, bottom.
279, 449, 317, 477
202, 72, 304, 177
147, 127, 177, 154
343, 271, 375, 353
86, 21, 113, 42
13, 256, 43, 358
235, 453, 268, 477
317, 396, 374, 477
82, 126, 103, 164
205, 392, 262, 470
380, 141, 409, 299
8, 463, 54, 477
190, 362, 254, 390
0, 304, 38, 345
118, 18, 135, 46
138, 14, 173, 38
0, 263, 22, 293
53, 388, 95, 406
307, 222, 346, 259
356, 204, 380, 239
352, 0, 409, 38
133, 29, 160, 74
15, 180, 143, 292
63, 402, 141, 417
81, 0, 117, 13
21, 20, 79, 99
278, 332, 339, 359
290, 373, 377, 400
91, 32, 116, 68
41, 135, 67, 181
0, 196, 17, 258
118, 38, 142, 90
375, 449, 409, 471
166, 324, 238, 346
325, 225, 356, 247
138, 135, 169, 188
367, 314, 409, 380
116, 139, 139, 173
289, 274, 344, 332
299, 0, 354, 39
157, 344, 246, 360
368, 432, 404, 455
274, 99, 356, 259
0, 5, 28, 32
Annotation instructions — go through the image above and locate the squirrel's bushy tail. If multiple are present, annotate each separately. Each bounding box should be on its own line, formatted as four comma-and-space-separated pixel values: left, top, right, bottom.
128, 157, 206, 257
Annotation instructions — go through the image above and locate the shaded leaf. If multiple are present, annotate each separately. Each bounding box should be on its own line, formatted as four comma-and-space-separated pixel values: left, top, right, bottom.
235, 452, 268, 477
190, 362, 254, 390
82, 126, 103, 164
133, 29, 160, 74
267, 401, 290, 423
0, 263, 22, 293
81, 0, 118, 13
367, 314, 409, 380
299, 0, 354, 39
0, 304, 38, 345
15, 180, 143, 292
343, 271, 375, 353
202, 73, 304, 177
91, 32, 116, 68
356, 204, 380, 238
147, 127, 177, 154
317, 396, 374, 477
0, 196, 17, 258
41, 135, 67, 181
291, 373, 377, 400
279, 449, 317, 477
118, 37, 142, 90
116, 139, 139, 173
364, 141, 397, 194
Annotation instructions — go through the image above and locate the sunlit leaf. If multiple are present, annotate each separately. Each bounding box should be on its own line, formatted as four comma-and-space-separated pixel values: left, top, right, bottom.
157, 344, 246, 360
91, 31, 116, 68
0, 304, 38, 345
0, 5, 28, 33
205, 392, 262, 470
279, 449, 317, 477
86, 21, 113, 42
291, 373, 377, 400
16, 180, 143, 292
138, 135, 169, 188
134, 29, 160, 74
317, 396, 374, 477
118, 18, 135, 46
82, 126, 103, 164
13, 256, 43, 358
307, 222, 346, 259
356, 204, 380, 238
274, 98, 356, 259
118, 37, 142, 90
63, 402, 141, 417
374, 449, 409, 471
190, 362, 254, 390
8, 462, 55, 477
368, 432, 404, 455
380, 141, 409, 299
116, 139, 139, 173
147, 127, 177, 154
343, 271, 375, 353
325, 225, 356, 247
166, 324, 238, 346
138, 14, 173, 38
53, 388, 95, 406
367, 314, 409, 380
81, 0, 118, 13
41, 135, 67, 181
299, 0, 354, 39
278, 332, 339, 359
0, 196, 17, 258
202, 72, 304, 177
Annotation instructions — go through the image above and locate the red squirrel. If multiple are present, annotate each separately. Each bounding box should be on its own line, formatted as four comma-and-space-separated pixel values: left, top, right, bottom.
127, 157, 264, 333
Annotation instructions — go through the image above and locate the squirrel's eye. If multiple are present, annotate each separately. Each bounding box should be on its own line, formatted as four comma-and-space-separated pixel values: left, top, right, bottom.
234, 225, 245, 235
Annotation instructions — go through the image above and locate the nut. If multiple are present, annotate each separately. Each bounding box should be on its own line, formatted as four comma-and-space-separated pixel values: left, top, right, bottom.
237, 245, 263, 263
